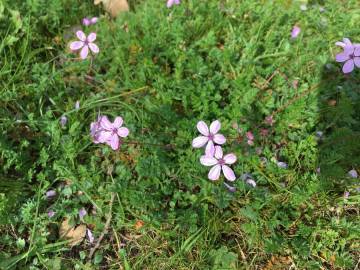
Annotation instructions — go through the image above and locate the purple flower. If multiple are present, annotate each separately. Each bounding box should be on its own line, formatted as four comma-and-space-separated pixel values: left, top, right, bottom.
79, 208, 87, 219
90, 17, 98, 24
335, 38, 360, 73
223, 182, 236, 192
192, 120, 226, 156
60, 115, 67, 127
48, 210, 55, 218
46, 190, 56, 198
348, 169, 358, 178
344, 191, 350, 199
291, 25, 301, 39
167, 0, 180, 8
87, 229, 95, 243
82, 18, 91, 26
277, 161, 288, 169
69, 31, 99, 60
90, 116, 129, 150
75, 101, 80, 110
200, 146, 236, 181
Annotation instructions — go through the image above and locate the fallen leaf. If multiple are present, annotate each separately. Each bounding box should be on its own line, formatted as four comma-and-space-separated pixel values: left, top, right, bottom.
59, 218, 86, 247
94, 0, 129, 17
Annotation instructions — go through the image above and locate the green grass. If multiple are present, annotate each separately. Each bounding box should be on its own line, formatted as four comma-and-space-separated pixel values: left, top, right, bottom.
1, 0, 360, 269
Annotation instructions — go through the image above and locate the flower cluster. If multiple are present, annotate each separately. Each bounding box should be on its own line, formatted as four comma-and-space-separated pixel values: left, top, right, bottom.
192, 120, 237, 183
90, 115, 129, 150
335, 38, 360, 74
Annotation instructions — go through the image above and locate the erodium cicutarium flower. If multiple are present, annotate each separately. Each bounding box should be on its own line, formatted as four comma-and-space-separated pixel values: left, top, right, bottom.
291, 25, 301, 39
335, 38, 360, 73
200, 146, 237, 181
70, 31, 99, 60
192, 120, 226, 156
90, 115, 129, 150
167, 0, 180, 8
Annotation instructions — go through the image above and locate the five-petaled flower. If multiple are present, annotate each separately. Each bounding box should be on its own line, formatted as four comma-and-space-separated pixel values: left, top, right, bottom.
90, 115, 129, 150
192, 120, 226, 156
335, 38, 360, 73
167, 0, 180, 8
70, 31, 99, 59
200, 146, 237, 181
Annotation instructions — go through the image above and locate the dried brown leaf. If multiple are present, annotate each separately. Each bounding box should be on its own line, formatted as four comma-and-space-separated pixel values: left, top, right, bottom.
94, 0, 129, 17
59, 218, 86, 247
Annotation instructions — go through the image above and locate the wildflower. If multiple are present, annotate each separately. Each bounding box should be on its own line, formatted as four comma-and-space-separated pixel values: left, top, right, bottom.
344, 191, 350, 199
240, 173, 256, 187
223, 182, 236, 192
291, 25, 301, 39
48, 210, 55, 218
69, 31, 99, 60
277, 161, 288, 169
79, 208, 87, 219
75, 101, 80, 110
335, 38, 360, 73
90, 116, 129, 150
167, 0, 180, 8
246, 131, 254, 145
348, 169, 358, 178
46, 190, 56, 198
200, 146, 236, 181
82, 18, 91, 26
87, 229, 95, 243
60, 115, 67, 127
90, 17, 98, 24
192, 120, 226, 156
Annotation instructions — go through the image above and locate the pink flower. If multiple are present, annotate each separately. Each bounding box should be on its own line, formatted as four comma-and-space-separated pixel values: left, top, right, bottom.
192, 120, 226, 156
90, 116, 129, 150
46, 190, 56, 198
246, 131, 254, 145
82, 18, 91, 26
335, 38, 360, 73
167, 0, 180, 8
48, 210, 55, 218
200, 146, 237, 181
291, 25, 301, 39
69, 31, 99, 59
79, 208, 87, 219
90, 17, 98, 24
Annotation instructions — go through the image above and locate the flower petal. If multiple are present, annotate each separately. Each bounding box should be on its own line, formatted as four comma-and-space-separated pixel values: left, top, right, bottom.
223, 153, 237, 164
192, 136, 208, 148
167, 0, 175, 8
222, 165, 236, 181
213, 134, 226, 144
88, 43, 99, 54
76, 30, 87, 42
209, 120, 221, 134
99, 116, 113, 130
196, 121, 209, 136
70, 41, 84, 51
205, 140, 215, 156
354, 57, 360, 68
200, 156, 218, 166
108, 135, 120, 150
355, 46, 360, 57
90, 17, 98, 24
87, 33, 97, 43
335, 52, 349, 63
214, 146, 223, 159
80, 45, 89, 59
343, 59, 354, 73
82, 18, 91, 26
343, 38, 352, 47
208, 164, 221, 181
117, 127, 129, 138
97, 130, 112, 143
113, 117, 123, 128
